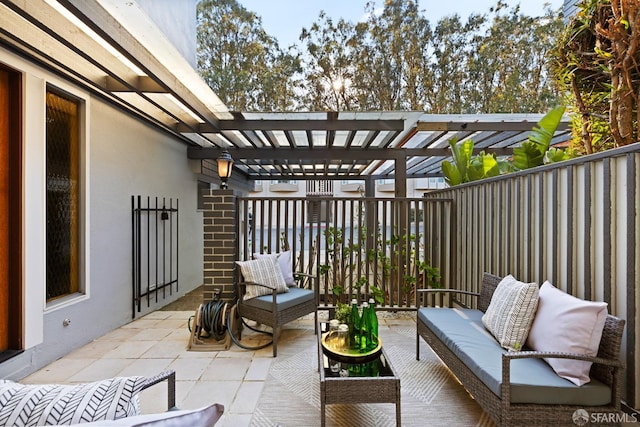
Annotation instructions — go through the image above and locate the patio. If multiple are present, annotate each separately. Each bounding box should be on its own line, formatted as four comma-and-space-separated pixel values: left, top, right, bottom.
17, 295, 494, 427
0, 0, 638, 423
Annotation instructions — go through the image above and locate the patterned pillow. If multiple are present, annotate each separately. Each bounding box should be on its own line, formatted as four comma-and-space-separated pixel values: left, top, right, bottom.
254, 251, 295, 286
482, 274, 539, 351
236, 255, 289, 300
0, 376, 146, 426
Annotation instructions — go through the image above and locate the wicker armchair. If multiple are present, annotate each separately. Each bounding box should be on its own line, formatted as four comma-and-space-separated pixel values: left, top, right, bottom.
141, 370, 176, 410
236, 272, 318, 357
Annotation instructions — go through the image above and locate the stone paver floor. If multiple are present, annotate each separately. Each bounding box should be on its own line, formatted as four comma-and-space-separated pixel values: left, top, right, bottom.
22, 309, 415, 427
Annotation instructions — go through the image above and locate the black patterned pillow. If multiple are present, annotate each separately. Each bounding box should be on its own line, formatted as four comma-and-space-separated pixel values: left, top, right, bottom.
0, 376, 146, 426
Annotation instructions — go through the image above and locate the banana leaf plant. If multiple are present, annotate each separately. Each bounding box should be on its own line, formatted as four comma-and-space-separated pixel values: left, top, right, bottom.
512, 106, 572, 170
441, 138, 500, 186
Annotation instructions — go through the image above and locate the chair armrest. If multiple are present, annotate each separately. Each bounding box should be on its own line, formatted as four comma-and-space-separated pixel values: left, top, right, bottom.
293, 272, 317, 290
501, 351, 624, 404
503, 350, 624, 368
416, 288, 480, 297
415, 288, 480, 307
141, 370, 176, 410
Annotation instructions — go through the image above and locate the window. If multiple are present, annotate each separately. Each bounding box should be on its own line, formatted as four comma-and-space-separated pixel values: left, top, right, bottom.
46, 87, 82, 302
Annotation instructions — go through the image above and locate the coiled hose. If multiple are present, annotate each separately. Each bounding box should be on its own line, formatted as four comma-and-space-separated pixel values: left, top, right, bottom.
188, 298, 273, 351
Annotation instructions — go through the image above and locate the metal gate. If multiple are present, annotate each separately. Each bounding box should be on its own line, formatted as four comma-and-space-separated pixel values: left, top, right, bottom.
131, 195, 179, 318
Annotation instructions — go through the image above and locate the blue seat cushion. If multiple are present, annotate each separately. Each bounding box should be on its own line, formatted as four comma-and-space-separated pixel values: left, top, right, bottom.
418, 308, 611, 405
243, 287, 314, 312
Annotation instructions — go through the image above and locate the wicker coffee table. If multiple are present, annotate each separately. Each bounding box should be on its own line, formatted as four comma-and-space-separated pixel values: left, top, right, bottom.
317, 321, 401, 427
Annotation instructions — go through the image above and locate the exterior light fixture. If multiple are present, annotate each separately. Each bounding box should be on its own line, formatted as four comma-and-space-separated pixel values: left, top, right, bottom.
216, 149, 234, 189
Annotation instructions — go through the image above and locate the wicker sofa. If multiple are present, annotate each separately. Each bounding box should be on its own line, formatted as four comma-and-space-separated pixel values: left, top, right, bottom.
416, 272, 626, 427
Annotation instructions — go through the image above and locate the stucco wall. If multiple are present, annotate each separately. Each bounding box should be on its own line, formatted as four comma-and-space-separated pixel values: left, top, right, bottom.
0, 47, 203, 380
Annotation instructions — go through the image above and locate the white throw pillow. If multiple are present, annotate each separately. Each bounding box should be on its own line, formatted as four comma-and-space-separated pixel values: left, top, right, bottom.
526, 281, 608, 386
482, 274, 539, 351
254, 251, 295, 287
0, 376, 146, 426
75, 402, 224, 426
236, 255, 289, 300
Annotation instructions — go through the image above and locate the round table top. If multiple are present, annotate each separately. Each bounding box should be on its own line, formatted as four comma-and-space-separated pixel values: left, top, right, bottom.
321, 332, 382, 364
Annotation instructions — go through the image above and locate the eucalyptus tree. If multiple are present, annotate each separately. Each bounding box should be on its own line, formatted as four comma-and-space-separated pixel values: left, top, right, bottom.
465, 2, 563, 113
196, 0, 301, 111
426, 13, 483, 113
353, 0, 432, 110
196, 0, 563, 115
298, 12, 359, 111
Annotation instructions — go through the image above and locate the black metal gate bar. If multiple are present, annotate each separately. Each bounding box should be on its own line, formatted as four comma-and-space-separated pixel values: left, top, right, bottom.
131, 195, 179, 318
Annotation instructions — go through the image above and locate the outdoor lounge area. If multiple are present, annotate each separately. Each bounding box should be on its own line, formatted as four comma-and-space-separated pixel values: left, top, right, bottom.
0, 0, 639, 426
18, 301, 496, 427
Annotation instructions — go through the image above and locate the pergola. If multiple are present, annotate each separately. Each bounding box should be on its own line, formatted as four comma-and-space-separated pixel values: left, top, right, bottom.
186, 111, 571, 196
2, 0, 571, 196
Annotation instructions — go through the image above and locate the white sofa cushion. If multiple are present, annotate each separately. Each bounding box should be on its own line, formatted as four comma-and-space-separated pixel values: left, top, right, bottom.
75, 402, 224, 426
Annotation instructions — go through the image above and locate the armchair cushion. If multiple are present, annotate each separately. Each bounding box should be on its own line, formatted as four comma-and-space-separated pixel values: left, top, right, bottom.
0, 376, 146, 426
236, 255, 289, 300
241, 286, 315, 312
253, 250, 295, 286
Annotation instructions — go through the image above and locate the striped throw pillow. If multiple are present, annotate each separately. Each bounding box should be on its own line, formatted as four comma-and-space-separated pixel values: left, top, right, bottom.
482, 275, 539, 351
236, 255, 289, 300
0, 376, 146, 426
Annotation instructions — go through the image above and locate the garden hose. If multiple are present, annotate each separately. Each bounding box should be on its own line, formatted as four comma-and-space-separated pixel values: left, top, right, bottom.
188, 298, 273, 351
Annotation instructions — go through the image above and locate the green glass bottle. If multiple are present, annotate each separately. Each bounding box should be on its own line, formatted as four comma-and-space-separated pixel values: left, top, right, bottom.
367, 298, 379, 351
359, 301, 370, 352
349, 298, 360, 349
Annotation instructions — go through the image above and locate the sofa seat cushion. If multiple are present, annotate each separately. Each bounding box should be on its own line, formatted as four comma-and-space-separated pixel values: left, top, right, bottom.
418, 308, 611, 405
242, 287, 314, 312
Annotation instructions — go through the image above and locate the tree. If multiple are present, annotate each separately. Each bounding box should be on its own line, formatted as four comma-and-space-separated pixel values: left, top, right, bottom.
196, 0, 301, 111
553, 0, 640, 153
296, 1, 563, 114
426, 13, 483, 113
464, 2, 563, 113
353, 0, 432, 110
197, 0, 564, 115
298, 12, 359, 111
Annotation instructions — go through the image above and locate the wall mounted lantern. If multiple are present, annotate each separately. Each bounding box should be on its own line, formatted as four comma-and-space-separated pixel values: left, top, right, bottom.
216, 149, 234, 189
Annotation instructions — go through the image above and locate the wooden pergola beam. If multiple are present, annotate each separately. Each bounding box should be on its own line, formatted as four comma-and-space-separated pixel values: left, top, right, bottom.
187, 146, 515, 160
181, 119, 406, 133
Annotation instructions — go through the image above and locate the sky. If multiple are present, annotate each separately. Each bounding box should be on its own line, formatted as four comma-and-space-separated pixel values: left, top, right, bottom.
238, 0, 564, 48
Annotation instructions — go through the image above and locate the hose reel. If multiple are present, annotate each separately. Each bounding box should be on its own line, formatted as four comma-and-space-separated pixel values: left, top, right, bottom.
187, 290, 273, 351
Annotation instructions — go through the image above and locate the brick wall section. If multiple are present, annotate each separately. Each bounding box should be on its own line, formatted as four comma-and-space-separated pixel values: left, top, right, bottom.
202, 189, 237, 302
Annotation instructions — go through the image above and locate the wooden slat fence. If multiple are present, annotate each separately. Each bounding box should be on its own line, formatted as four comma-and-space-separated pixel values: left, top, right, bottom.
236, 197, 454, 310
424, 142, 640, 409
